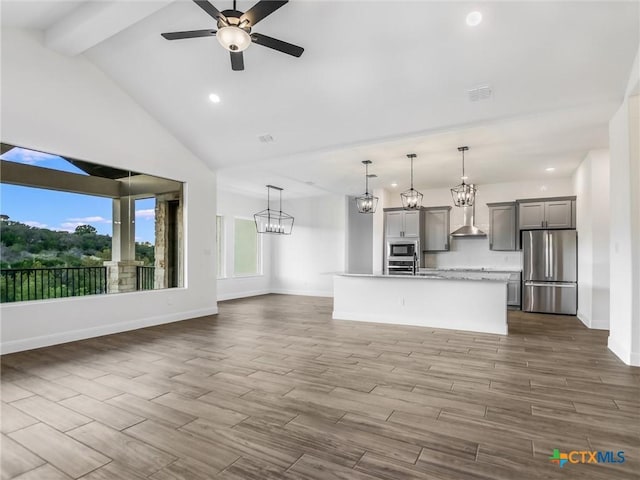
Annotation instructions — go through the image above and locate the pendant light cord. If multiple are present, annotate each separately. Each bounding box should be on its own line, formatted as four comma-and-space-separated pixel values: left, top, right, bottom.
461, 149, 465, 181
410, 156, 414, 189
365, 162, 369, 194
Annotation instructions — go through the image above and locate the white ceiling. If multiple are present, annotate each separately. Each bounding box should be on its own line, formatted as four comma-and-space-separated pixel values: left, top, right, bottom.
2, 0, 639, 198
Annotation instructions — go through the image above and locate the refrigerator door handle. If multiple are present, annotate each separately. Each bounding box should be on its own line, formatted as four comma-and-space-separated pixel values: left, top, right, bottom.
544, 231, 549, 278
548, 231, 553, 279
525, 282, 576, 288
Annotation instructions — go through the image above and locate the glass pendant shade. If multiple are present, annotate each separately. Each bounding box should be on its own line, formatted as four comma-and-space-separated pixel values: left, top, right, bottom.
451, 146, 477, 207
254, 185, 294, 235
401, 153, 423, 210
356, 160, 379, 214
217, 26, 251, 52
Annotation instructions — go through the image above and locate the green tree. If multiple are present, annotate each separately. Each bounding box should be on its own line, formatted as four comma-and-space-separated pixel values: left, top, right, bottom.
75, 225, 97, 235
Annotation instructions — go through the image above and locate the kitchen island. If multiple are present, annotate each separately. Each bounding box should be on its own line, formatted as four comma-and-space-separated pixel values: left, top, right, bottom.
333, 272, 509, 335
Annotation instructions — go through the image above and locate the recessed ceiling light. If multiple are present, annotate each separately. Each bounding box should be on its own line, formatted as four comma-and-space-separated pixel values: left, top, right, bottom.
390, 182, 398, 188
466, 11, 482, 27
208, 93, 221, 103
545, 167, 555, 172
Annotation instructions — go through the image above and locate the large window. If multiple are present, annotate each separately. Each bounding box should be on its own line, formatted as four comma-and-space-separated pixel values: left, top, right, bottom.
0, 143, 184, 302
216, 215, 225, 278
233, 218, 260, 276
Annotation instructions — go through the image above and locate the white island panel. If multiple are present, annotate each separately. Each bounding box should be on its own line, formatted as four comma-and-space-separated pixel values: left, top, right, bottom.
333, 274, 508, 335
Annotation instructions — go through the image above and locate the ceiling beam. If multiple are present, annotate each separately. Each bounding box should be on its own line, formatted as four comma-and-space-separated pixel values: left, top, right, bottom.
1, 160, 121, 198
45, 0, 175, 56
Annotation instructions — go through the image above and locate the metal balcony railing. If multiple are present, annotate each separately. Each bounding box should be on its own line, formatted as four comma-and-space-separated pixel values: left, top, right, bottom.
0, 267, 108, 303
136, 266, 155, 291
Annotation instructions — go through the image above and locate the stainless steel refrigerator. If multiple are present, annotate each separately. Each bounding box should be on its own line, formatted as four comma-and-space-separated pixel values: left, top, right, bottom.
522, 230, 577, 315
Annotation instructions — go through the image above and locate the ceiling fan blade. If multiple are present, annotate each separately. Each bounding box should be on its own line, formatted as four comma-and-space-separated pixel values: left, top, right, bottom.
161, 29, 217, 40
251, 32, 303, 57
193, 0, 227, 23
230, 51, 245, 71
240, 1, 288, 27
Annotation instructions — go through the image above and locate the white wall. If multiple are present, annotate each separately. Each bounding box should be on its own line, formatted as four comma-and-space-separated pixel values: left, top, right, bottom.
380, 177, 574, 270
1, 29, 218, 353
216, 187, 272, 300
573, 150, 610, 329
346, 196, 373, 274
272, 194, 346, 296
607, 41, 640, 365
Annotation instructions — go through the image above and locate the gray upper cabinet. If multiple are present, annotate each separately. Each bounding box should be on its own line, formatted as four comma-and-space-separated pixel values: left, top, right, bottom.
518, 202, 546, 229
385, 210, 421, 238
488, 202, 517, 251
385, 211, 404, 237
545, 200, 574, 228
518, 197, 575, 230
423, 206, 451, 251
403, 211, 421, 238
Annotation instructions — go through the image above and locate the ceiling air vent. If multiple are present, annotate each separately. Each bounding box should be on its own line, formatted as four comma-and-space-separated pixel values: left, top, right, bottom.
258, 134, 274, 143
467, 85, 492, 102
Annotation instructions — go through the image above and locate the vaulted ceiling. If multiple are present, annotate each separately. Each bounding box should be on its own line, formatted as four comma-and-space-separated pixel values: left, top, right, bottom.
2, 1, 639, 197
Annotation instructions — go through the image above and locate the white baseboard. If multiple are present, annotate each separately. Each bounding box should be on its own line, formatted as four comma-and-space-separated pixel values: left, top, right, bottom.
577, 311, 609, 330
607, 336, 640, 366
217, 289, 271, 301
0, 306, 219, 355
589, 318, 610, 330
270, 288, 334, 298
577, 311, 591, 328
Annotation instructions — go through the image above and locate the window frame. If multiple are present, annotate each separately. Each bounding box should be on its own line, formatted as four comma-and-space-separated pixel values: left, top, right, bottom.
216, 215, 226, 279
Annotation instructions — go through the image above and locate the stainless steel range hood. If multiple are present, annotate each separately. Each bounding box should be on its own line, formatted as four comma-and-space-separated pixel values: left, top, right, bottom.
450, 204, 486, 237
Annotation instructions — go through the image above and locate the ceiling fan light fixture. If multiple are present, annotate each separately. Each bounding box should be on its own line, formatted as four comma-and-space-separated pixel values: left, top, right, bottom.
217, 26, 251, 52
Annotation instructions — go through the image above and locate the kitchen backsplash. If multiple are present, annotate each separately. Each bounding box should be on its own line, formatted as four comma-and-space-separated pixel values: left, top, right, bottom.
424, 237, 523, 270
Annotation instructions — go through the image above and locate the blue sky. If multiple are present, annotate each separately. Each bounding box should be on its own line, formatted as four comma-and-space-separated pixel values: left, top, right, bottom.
1, 148, 156, 243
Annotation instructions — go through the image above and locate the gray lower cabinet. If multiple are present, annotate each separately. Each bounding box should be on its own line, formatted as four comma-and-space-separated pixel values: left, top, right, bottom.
518, 198, 575, 229
423, 206, 451, 251
507, 272, 521, 308
488, 202, 517, 251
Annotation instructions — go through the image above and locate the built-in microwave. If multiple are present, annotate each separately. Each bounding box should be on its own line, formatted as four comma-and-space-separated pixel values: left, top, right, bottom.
388, 242, 417, 257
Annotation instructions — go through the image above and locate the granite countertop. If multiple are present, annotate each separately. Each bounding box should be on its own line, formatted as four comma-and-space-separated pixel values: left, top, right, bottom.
421, 266, 522, 273
339, 272, 510, 283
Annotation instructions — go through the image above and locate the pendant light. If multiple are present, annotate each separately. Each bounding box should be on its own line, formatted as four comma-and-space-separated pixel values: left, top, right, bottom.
254, 185, 294, 235
450, 146, 477, 207
355, 160, 379, 214
400, 153, 423, 210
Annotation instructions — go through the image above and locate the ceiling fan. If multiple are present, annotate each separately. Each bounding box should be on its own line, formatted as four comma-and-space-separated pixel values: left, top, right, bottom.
161, 0, 304, 71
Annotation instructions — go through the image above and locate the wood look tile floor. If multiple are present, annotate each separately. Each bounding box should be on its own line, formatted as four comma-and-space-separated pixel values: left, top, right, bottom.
1, 294, 639, 480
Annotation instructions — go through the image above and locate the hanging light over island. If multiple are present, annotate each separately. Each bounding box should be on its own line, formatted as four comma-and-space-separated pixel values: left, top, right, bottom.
400, 153, 423, 210
356, 160, 379, 214
450, 146, 477, 207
